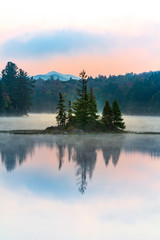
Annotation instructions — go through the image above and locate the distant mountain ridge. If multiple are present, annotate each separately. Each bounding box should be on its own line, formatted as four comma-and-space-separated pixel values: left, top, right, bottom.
33, 71, 80, 81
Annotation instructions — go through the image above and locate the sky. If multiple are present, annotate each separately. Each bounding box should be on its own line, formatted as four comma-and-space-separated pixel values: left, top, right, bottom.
1, 0, 160, 77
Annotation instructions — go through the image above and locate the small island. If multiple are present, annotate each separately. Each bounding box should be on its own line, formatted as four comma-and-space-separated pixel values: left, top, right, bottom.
52, 70, 125, 134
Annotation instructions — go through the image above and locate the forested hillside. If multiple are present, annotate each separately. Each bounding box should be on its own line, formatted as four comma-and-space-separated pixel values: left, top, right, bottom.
31, 71, 160, 115
1, 61, 160, 115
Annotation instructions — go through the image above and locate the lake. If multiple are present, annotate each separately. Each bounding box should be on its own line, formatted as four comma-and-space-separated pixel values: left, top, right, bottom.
0, 113, 160, 132
0, 115, 160, 240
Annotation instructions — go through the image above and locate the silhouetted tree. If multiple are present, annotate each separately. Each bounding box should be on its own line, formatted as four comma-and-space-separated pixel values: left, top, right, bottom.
16, 69, 35, 115
1, 62, 35, 115
88, 87, 98, 122
0, 82, 3, 112
1, 62, 18, 113
102, 99, 113, 130
56, 93, 66, 127
112, 99, 125, 130
73, 70, 89, 129
66, 100, 73, 127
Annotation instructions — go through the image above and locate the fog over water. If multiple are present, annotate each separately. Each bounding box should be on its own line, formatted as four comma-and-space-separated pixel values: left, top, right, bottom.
0, 113, 57, 131
123, 115, 160, 132
0, 113, 160, 132
1, 115, 160, 240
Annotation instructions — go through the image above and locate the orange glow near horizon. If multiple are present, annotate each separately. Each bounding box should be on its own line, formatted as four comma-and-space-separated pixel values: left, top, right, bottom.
6, 49, 160, 78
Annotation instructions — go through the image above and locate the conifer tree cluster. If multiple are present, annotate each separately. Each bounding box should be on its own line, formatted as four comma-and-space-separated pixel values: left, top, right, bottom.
0, 62, 35, 115
102, 99, 125, 131
56, 70, 125, 132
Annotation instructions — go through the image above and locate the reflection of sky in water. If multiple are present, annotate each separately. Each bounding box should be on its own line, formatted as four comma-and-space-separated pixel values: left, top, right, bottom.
0, 134, 160, 239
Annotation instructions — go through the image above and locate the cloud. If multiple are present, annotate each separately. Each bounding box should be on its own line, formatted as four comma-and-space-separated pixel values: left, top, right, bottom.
1, 30, 115, 59
1, 28, 160, 60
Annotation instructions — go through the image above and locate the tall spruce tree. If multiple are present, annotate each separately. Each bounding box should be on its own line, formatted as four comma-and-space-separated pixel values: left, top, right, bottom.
73, 70, 89, 129
16, 69, 35, 115
88, 87, 98, 122
102, 99, 113, 130
66, 100, 73, 126
1, 62, 18, 113
112, 99, 125, 130
0, 82, 3, 112
56, 93, 66, 128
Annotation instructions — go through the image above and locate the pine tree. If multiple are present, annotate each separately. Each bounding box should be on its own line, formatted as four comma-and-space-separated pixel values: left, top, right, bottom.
1, 62, 35, 115
56, 93, 66, 128
73, 70, 89, 129
1, 62, 18, 113
16, 69, 35, 115
102, 99, 113, 130
66, 100, 73, 126
88, 87, 98, 122
112, 99, 125, 130
0, 82, 3, 112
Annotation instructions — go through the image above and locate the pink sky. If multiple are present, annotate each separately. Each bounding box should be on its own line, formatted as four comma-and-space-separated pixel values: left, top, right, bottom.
8, 50, 160, 77
1, 0, 160, 77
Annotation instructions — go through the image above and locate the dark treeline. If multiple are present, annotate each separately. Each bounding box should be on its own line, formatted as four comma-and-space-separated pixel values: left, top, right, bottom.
1, 61, 160, 115
31, 70, 160, 115
0, 62, 35, 115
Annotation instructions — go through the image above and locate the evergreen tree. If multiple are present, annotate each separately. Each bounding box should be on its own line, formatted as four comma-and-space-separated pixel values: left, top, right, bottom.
1, 62, 35, 115
56, 93, 66, 128
66, 100, 73, 126
1, 62, 18, 113
0, 82, 3, 112
16, 69, 35, 115
73, 70, 89, 129
112, 99, 125, 130
88, 87, 98, 122
102, 99, 113, 130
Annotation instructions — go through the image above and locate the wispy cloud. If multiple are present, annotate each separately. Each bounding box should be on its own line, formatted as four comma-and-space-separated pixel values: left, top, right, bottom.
1, 28, 159, 60
1, 30, 115, 59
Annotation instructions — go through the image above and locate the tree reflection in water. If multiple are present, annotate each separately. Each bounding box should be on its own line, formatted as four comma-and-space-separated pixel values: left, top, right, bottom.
0, 135, 34, 171
73, 140, 97, 194
56, 138, 66, 170
1, 133, 160, 193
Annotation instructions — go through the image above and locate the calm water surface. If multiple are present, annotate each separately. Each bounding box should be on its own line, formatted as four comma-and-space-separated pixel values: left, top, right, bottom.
0, 133, 160, 240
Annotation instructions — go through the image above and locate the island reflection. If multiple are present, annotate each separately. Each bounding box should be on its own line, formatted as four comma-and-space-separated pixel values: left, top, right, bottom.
0, 133, 160, 193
